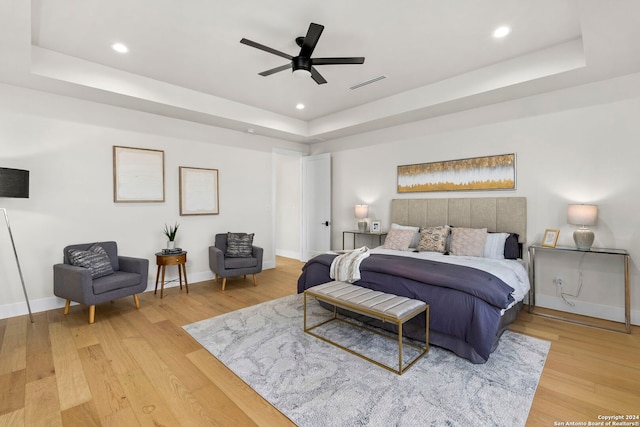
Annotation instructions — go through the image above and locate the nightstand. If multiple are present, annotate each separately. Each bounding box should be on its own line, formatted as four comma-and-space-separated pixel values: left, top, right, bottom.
154, 251, 189, 298
528, 244, 630, 333
342, 230, 387, 250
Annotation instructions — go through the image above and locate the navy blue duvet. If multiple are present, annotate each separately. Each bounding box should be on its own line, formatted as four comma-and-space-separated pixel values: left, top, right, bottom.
297, 253, 520, 363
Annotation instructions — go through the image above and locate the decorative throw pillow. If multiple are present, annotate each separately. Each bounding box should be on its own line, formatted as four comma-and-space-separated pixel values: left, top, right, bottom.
449, 228, 488, 257
417, 226, 450, 253
226, 232, 254, 258
503, 233, 520, 259
68, 244, 114, 278
390, 223, 420, 248
484, 232, 510, 259
382, 228, 415, 251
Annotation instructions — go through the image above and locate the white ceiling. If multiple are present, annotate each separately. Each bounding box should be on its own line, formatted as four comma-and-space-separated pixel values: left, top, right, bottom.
2, 1, 640, 143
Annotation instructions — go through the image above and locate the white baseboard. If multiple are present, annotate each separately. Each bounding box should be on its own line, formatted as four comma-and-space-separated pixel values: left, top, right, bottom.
535, 294, 639, 326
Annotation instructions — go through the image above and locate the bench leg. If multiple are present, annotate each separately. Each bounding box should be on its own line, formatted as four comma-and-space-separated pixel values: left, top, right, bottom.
398, 321, 403, 374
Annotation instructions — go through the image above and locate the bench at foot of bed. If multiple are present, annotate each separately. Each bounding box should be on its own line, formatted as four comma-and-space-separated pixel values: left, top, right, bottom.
304, 281, 429, 375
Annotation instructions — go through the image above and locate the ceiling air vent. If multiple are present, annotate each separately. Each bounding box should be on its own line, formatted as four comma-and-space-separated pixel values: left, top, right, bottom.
349, 75, 387, 90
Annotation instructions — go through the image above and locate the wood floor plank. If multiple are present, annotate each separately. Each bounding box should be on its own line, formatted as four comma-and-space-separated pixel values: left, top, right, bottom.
25, 312, 55, 383
138, 305, 166, 324
192, 383, 258, 427
0, 318, 7, 355
0, 370, 25, 416
121, 313, 209, 391
0, 407, 24, 427
77, 344, 130, 420
122, 337, 218, 427
151, 300, 193, 326
544, 349, 640, 394
89, 318, 139, 376
69, 319, 100, 350
186, 348, 295, 427
127, 311, 201, 356
48, 322, 92, 411
24, 375, 63, 427
0, 316, 27, 375
60, 400, 101, 427
101, 406, 141, 427
100, 309, 139, 340
118, 368, 180, 427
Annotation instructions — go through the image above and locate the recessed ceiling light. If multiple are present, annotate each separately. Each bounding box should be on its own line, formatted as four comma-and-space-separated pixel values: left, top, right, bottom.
111, 43, 129, 53
296, 103, 305, 110
493, 26, 511, 38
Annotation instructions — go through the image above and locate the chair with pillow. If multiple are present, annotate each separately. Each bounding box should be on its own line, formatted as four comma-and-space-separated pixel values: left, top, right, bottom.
209, 232, 263, 291
53, 241, 149, 324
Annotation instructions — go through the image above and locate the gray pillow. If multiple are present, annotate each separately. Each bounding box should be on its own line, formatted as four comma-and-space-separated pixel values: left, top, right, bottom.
68, 244, 114, 278
226, 233, 254, 258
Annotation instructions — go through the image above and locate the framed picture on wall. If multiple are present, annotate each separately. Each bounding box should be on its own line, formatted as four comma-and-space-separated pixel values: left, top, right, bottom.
370, 220, 382, 233
179, 166, 219, 215
541, 229, 559, 247
397, 153, 516, 193
113, 146, 165, 202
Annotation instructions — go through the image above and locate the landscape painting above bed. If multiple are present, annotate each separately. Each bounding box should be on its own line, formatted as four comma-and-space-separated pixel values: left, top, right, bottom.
297, 197, 528, 364
397, 153, 516, 192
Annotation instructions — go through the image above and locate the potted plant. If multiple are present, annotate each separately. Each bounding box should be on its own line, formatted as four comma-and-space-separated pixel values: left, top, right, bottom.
163, 222, 179, 249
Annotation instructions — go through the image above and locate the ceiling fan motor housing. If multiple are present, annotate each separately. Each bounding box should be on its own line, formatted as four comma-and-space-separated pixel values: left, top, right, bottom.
292, 56, 311, 72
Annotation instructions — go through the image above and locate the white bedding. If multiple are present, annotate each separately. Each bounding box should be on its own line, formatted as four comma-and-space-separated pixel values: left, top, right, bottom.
369, 247, 530, 312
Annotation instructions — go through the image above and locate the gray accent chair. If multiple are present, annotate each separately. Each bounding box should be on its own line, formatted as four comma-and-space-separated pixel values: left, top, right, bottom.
209, 233, 263, 291
53, 241, 149, 323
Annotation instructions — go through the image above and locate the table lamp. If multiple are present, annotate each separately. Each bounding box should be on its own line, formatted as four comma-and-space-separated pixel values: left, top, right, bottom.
355, 204, 368, 232
567, 204, 598, 251
0, 167, 33, 322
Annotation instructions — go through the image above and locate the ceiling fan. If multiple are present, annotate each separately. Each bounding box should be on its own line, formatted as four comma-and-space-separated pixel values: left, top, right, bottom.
240, 22, 365, 85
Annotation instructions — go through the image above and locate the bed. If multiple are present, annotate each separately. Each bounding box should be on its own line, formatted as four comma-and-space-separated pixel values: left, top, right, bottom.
297, 197, 529, 364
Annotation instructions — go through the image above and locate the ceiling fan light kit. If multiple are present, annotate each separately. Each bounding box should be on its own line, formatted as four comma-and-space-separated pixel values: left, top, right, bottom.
240, 22, 365, 85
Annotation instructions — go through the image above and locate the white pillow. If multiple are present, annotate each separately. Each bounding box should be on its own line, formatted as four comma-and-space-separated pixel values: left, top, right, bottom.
484, 232, 510, 259
390, 223, 420, 248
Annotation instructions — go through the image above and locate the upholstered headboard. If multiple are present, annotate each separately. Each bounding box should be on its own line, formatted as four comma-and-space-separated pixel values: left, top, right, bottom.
390, 197, 526, 244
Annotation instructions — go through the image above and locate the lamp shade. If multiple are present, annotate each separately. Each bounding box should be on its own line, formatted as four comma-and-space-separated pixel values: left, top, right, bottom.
355, 204, 368, 219
0, 168, 29, 198
567, 204, 597, 226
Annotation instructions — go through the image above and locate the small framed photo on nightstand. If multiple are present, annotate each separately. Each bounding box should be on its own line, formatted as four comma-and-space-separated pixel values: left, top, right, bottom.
370, 220, 381, 233
542, 229, 559, 247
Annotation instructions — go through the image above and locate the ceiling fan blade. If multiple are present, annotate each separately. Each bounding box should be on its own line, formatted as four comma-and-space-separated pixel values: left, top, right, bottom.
310, 67, 327, 85
312, 57, 366, 65
258, 63, 291, 76
240, 38, 292, 60
299, 23, 324, 58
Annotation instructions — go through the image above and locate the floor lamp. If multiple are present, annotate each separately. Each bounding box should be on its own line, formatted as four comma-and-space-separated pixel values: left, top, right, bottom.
0, 167, 33, 323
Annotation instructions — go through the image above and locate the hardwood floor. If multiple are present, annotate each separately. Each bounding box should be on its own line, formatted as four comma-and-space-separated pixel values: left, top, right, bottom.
0, 256, 638, 426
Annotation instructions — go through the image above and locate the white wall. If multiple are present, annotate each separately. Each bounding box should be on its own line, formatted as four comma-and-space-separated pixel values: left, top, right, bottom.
274, 151, 302, 259
311, 72, 640, 326
0, 83, 308, 319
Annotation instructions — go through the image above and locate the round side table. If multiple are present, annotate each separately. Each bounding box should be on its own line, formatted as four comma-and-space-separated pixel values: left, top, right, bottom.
154, 251, 189, 298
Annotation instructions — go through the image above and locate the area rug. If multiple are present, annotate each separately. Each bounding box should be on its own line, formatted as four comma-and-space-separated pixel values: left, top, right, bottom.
184, 294, 550, 427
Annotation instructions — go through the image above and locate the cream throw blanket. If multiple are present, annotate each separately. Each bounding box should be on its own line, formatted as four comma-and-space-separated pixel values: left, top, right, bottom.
329, 246, 371, 283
